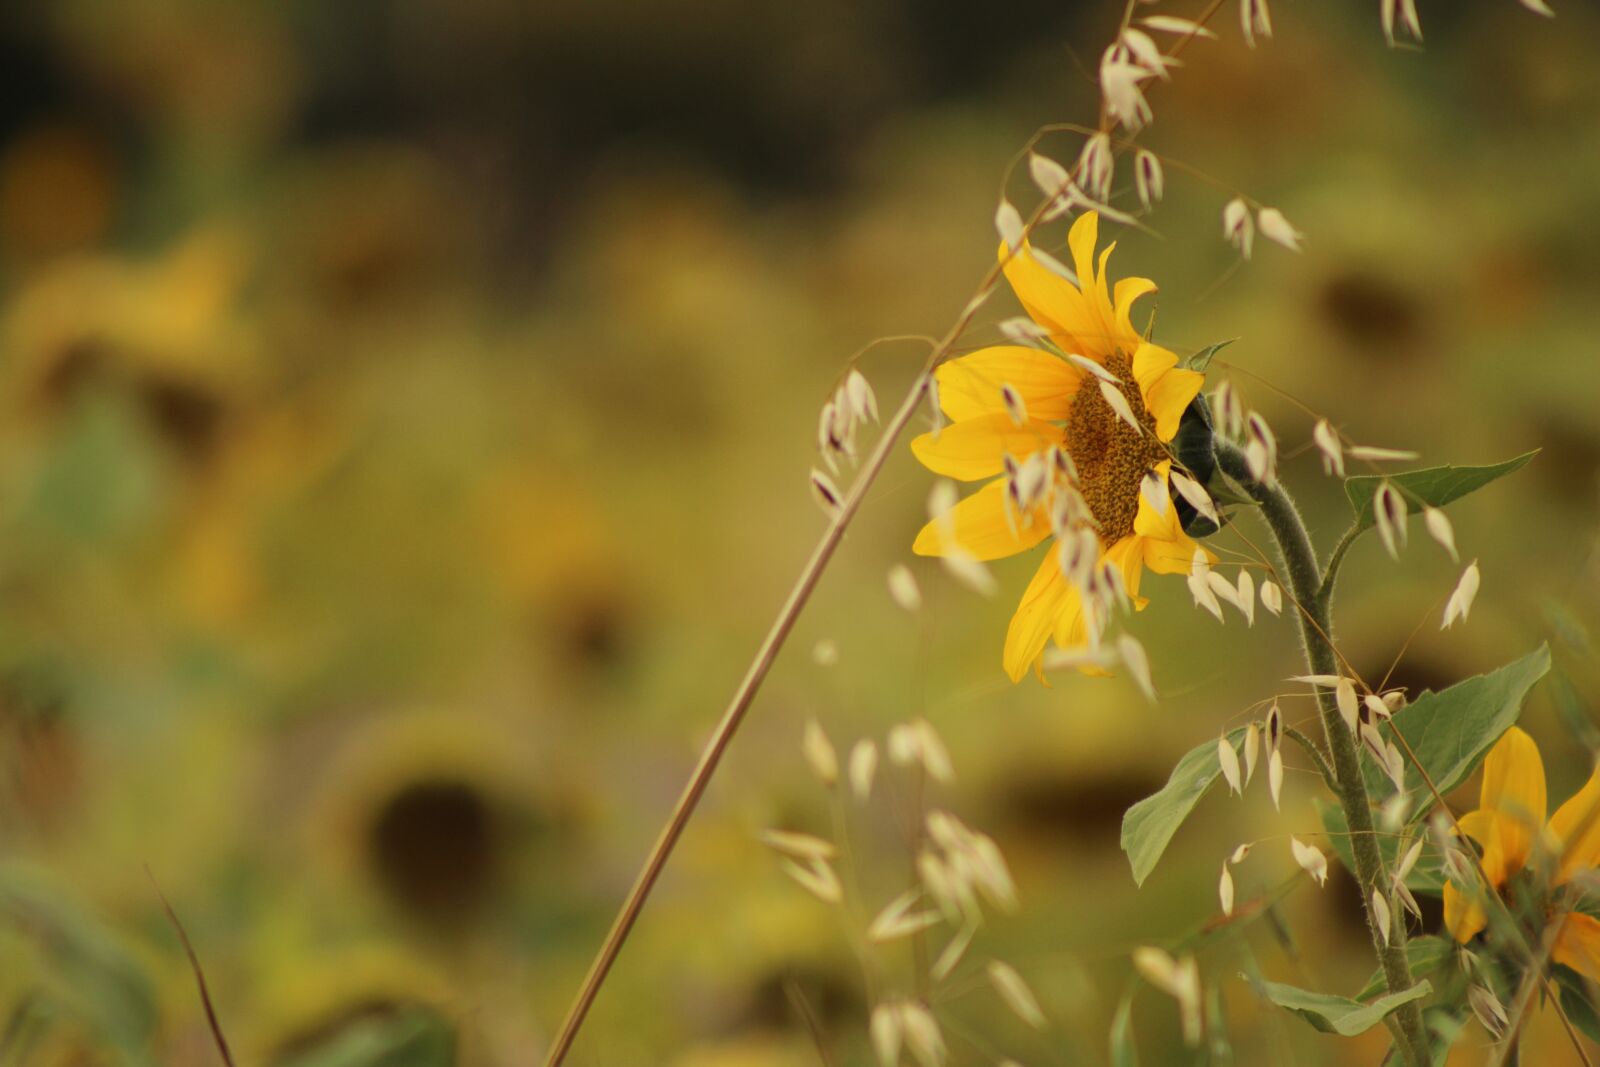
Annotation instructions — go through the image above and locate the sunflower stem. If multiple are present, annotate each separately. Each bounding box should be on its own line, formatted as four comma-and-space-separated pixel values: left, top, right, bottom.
1215, 441, 1430, 1067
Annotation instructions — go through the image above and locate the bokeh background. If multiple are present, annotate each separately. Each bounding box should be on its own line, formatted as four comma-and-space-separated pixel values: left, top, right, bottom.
1, 1, 1598, 1064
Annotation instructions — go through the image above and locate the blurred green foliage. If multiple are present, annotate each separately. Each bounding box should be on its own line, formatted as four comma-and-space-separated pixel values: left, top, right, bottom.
0, 0, 1597, 1064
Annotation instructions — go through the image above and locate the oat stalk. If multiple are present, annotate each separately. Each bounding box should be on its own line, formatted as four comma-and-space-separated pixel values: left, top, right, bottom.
543, 229, 1035, 1065
1215, 440, 1430, 1067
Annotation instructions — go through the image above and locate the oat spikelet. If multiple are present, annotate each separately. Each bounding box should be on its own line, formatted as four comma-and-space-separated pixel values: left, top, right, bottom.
987, 961, 1049, 1030
802, 719, 838, 785
899, 1002, 947, 1067
912, 719, 955, 783
888, 564, 923, 612
1371, 888, 1393, 945
1245, 412, 1277, 484
1242, 723, 1260, 784
1289, 837, 1328, 886
1469, 985, 1510, 1039
995, 199, 1025, 252
761, 829, 836, 860
810, 468, 844, 519
1256, 207, 1303, 252
1312, 418, 1345, 477
1218, 735, 1242, 796
1219, 861, 1235, 916
850, 739, 879, 800
869, 890, 942, 943
1374, 482, 1408, 559
1346, 445, 1419, 462
1441, 560, 1480, 629
1335, 678, 1360, 734
1424, 506, 1458, 561
1134, 149, 1164, 210
1028, 152, 1072, 200
871, 1003, 903, 1067
1117, 634, 1156, 702
782, 857, 844, 903
1223, 198, 1254, 258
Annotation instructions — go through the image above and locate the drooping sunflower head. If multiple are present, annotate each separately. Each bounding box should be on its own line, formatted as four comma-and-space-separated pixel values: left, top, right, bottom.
912, 211, 1212, 682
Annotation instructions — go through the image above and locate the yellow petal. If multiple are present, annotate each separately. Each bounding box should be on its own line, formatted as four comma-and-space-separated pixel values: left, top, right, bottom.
1553, 913, 1600, 985
1144, 527, 1209, 575
1449, 810, 1511, 942
998, 240, 1105, 360
1067, 212, 1118, 358
1549, 763, 1600, 884
1132, 342, 1204, 441
1067, 211, 1100, 298
1129, 465, 1215, 573
1106, 533, 1147, 605
910, 415, 1064, 481
935, 346, 1079, 423
1114, 275, 1158, 341
1077, 236, 1122, 357
1051, 535, 1146, 649
912, 480, 1051, 561
1457, 809, 1512, 886
1132, 341, 1178, 391
1443, 880, 1487, 943
1004, 554, 1072, 683
1477, 726, 1546, 874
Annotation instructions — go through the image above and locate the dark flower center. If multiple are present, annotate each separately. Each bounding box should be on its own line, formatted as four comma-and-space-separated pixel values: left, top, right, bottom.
1065, 350, 1166, 543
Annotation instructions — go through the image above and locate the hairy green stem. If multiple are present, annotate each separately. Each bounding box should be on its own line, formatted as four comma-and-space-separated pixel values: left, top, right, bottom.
1283, 726, 1336, 789
1215, 442, 1429, 1067
1317, 521, 1362, 609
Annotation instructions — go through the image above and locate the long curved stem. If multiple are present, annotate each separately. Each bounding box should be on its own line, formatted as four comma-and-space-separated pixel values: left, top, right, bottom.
1215, 442, 1429, 1067
541, 361, 935, 1065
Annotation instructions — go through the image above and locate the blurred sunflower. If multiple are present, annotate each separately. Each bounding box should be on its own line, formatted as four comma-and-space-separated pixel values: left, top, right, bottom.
1444, 727, 1600, 983
912, 212, 1208, 681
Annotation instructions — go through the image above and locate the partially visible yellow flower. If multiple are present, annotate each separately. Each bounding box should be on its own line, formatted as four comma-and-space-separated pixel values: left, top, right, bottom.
1444, 726, 1600, 983
911, 211, 1207, 682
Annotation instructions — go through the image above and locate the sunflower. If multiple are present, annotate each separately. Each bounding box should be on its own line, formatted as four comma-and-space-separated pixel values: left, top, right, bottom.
1443, 726, 1600, 983
912, 211, 1208, 682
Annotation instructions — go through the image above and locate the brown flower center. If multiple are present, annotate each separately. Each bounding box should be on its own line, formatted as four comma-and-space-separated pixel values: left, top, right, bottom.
1065, 350, 1166, 543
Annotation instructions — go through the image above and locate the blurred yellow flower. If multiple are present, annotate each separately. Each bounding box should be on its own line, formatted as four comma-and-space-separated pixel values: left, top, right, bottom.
911, 211, 1206, 682
1444, 726, 1600, 983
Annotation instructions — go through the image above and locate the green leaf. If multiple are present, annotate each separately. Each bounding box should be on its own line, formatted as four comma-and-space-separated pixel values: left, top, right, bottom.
1555, 965, 1600, 1047
1110, 993, 1138, 1067
1355, 937, 1454, 1001
1122, 727, 1248, 886
1316, 801, 1444, 894
1369, 645, 1551, 815
1422, 1008, 1468, 1067
271, 1007, 455, 1067
1344, 450, 1537, 530
1184, 338, 1236, 373
1252, 977, 1432, 1037
0, 865, 159, 1062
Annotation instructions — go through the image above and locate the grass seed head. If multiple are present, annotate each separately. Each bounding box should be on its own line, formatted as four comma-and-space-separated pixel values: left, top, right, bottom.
988, 961, 1048, 1030
803, 718, 838, 786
